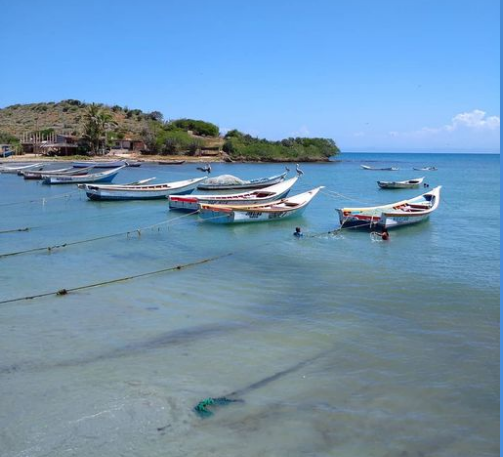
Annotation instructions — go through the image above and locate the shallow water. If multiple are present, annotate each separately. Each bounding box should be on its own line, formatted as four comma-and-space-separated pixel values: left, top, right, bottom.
0, 153, 499, 456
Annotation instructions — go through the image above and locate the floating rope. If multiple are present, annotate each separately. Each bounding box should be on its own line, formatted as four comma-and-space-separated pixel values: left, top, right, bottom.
321, 189, 379, 206
191, 349, 331, 419
0, 190, 79, 207
0, 251, 232, 306
0, 227, 30, 234
0, 210, 199, 259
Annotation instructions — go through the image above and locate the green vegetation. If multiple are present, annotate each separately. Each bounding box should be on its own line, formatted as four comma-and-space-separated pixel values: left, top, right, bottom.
223, 130, 339, 161
167, 119, 219, 137
0, 101, 340, 161
81, 103, 118, 153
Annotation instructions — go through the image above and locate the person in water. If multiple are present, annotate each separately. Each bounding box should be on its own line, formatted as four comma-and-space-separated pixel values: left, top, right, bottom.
293, 227, 303, 237
377, 229, 390, 240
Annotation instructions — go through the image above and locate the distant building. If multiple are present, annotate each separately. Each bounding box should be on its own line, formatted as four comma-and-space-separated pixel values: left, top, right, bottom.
111, 138, 146, 151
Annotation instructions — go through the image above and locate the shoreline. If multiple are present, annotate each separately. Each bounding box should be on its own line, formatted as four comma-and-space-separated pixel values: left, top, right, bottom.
0, 152, 334, 164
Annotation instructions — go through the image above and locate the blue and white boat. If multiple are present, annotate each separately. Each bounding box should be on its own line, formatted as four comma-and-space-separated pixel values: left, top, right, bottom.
80, 177, 206, 201
42, 166, 125, 185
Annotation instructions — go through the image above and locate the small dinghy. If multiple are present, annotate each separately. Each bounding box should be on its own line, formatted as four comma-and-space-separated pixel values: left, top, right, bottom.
413, 166, 437, 171
377, 177, 424, 189
361, 165, 399, 171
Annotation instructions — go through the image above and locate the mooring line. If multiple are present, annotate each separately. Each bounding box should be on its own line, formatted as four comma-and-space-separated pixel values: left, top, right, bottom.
0, 227, 31, 234
321, 189, 378, 205
0, 210, 199, 259
0, 190, 80, 207
0, 252, 233, 306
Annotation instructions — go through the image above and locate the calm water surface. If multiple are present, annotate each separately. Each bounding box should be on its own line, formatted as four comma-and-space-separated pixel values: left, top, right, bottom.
0, 153, 499, 456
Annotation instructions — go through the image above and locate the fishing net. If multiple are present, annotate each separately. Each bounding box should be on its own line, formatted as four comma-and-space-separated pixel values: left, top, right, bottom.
193, 397, 243, 418
202, 174, 246, 185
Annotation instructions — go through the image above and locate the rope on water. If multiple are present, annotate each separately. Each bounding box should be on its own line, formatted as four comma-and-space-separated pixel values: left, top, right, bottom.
0, 190, 80, 207
191, 349, 330, 419
321, 189, 378, 205
0, 227, 30, 234
0, 251, 232, 306
0, 210, 199, 259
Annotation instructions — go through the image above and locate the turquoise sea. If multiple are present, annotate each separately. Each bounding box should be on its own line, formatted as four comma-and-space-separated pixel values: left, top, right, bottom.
0, 153, 499, 457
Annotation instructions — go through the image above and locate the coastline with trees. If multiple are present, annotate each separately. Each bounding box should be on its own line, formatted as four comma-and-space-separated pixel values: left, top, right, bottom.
0, 100, 340, 162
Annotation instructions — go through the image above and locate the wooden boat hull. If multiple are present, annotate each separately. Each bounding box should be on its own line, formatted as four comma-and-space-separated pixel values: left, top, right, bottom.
42, 166, 125, 185
336, 186, 441, 229
377, 177, 424, 189
197, 172, 287, 191
82, 177, 205, 201
168, 177, 298, 211
199, 186, 323, 224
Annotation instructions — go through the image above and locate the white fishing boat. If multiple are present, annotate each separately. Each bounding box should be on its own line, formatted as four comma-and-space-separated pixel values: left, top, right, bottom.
377, 177, 425, 189
336, 186, 441, 229
42, 166, 125, 185
197, 171, 287, 190
80, 177, 206, 201
21, 165, 96, 179
72, 159, 128, 168
361, 165, 399, 171
413, 166, 437, 171
199, 186, 323, 224
0, 163, 44, 174
168, 177, 299, 211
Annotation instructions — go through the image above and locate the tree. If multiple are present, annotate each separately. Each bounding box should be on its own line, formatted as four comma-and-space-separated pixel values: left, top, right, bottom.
81, 104, 118, 153
148, 111, 164, 122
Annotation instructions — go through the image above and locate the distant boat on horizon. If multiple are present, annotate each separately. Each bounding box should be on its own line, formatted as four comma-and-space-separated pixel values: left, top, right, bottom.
361, 165, 399, 171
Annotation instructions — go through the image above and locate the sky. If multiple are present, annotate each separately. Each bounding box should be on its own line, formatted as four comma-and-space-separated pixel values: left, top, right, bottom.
0, 0, 500, 152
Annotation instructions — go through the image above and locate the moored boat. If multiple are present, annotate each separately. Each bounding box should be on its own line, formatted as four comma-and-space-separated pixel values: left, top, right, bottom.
169, 177, 299, 211
42, 166, 125, 185
0, 163, 44, 174
199, 186, 323, 224
21, 166, 96, 179
80, 177, 206, 201
413, 166, 437, 171
158, 160, 185, 165
197, 171, 287, 191
72, 160, 128, 168
377, 177, 424, 189
336, 186, 441, 229
361, 165, 399, 171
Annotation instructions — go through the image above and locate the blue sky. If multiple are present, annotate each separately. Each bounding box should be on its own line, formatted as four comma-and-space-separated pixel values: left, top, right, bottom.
0, 0, 500, 152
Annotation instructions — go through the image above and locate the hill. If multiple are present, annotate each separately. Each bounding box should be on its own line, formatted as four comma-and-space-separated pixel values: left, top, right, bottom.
0, 100, 340, 161
0, 100, 153, 138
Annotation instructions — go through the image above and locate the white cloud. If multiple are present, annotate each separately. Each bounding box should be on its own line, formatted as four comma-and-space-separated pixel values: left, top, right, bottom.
387, 109, 500, 138
449, 109, 500, 131
370, 109, 501, 152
